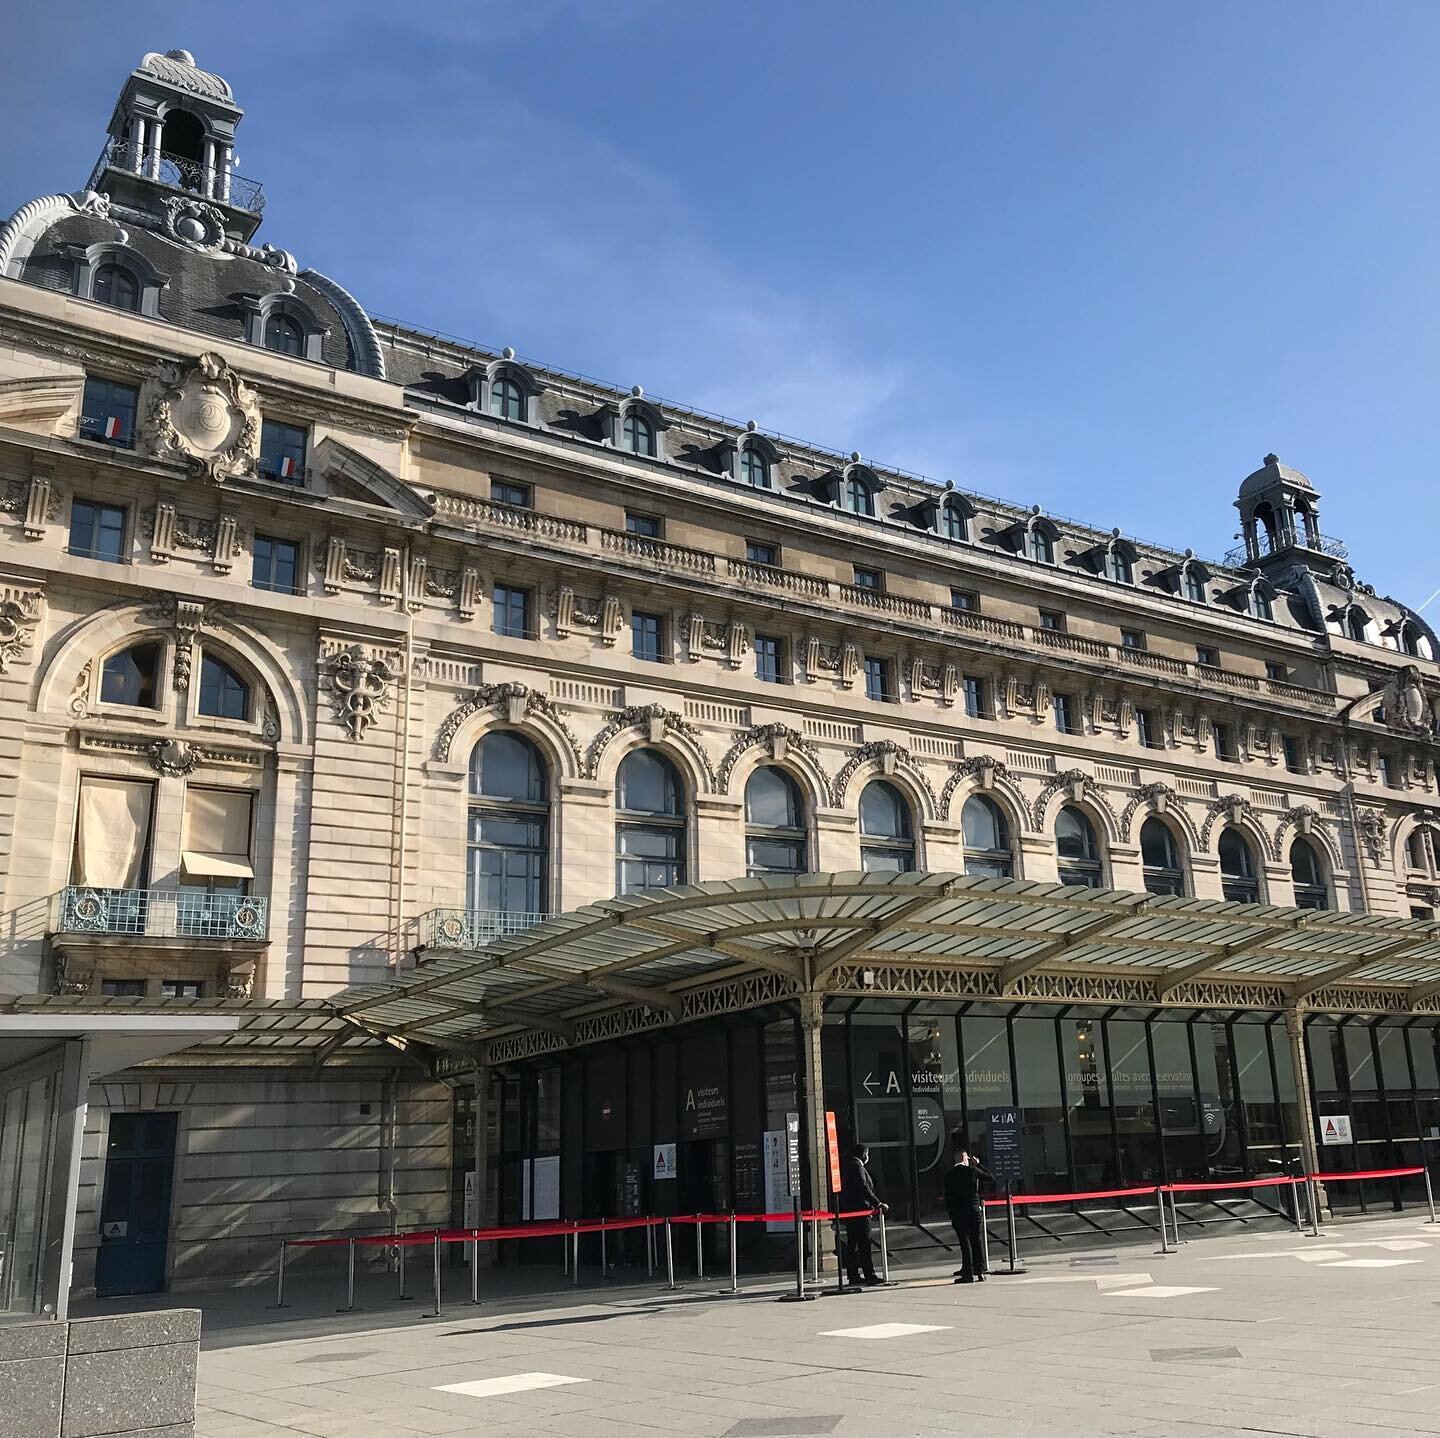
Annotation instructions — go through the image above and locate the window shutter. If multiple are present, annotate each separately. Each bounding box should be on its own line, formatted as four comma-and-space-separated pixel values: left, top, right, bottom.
74, 778, 153, 888
180, 788, 254, 879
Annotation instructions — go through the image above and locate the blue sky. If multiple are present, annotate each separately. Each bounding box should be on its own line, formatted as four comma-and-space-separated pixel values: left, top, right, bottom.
3, 3, 1437, 607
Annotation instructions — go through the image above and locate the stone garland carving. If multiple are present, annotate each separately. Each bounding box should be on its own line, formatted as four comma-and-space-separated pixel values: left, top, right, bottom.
1118, 783, 1182, 844
1, 477, 63, 537
1270, 804, 1324, 863
433, 682, 581, 768
425, 568, 460, 600
715, 723, 821, 793
1199, 794, 1266, 852
78, 734, 263, 772
69, 662, 92, 718
937, 755, 1014, 821
145, 351, 260, 483
583, 703, 715, 786
830, 740, 937, 811
325, 643, 399, 741
1029, 768, 1119, 833
53, 954, 95, 997
0, 589, 43, 673
343, 548, 380, 583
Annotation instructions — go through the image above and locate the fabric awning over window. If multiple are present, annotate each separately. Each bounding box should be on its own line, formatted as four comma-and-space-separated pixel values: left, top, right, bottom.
180, 788, 254, 880
74, 778, 153, 889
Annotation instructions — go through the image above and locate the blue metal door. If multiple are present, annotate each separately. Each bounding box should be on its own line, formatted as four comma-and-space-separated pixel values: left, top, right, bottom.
95, 1112, 177, 1297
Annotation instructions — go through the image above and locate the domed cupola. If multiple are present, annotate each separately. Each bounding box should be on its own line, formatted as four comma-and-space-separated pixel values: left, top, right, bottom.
1229, 453, 1347, 579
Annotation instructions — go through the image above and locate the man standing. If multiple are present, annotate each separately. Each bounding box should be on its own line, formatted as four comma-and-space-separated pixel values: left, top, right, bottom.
943, 1142, 993, 1283
841, 1143, 887, 1286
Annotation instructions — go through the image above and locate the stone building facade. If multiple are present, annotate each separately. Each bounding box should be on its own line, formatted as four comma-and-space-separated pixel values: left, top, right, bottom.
0, 50, 1438, 1299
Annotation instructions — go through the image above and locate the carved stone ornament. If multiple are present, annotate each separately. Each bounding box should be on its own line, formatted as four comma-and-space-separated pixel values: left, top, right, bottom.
147, 738, 200, 777
583, 703, 714, 785
1355, 809, 1387, 866
326, 644, 398, 741
145, 352, 259, 482
938, 754, 1014, 820
0, 589, 43, 673
830, 740, 937, 810
161, 195, 228, 252
433, 682, 580, 768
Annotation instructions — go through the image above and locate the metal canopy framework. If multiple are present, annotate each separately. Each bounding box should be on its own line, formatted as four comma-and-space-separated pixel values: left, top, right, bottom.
331, 873, 1440, 1069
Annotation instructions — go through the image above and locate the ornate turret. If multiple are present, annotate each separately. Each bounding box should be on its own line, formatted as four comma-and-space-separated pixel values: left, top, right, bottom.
86, 49, 264, 242
1229, 453, 1348, 578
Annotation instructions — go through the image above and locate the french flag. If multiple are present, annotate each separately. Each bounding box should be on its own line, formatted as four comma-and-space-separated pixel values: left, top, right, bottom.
102, 416, 123, 440
278, 456, 298, 479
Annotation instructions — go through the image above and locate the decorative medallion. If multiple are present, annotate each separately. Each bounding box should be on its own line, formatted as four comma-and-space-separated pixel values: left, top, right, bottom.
145, 352, 259, 482
147, 738, 200, 777
161, 195, 228, 252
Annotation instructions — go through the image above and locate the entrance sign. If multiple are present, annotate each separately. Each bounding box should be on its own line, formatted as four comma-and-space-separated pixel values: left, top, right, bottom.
1319, 1114, 1353, 1146
986, 1109, 1025, 1189
683, 1084, 728, 1139
653, 1142, 677, 1179
763, 1129, 789, 1232
785, 1111, 802, 1197
825, 1111, 842, 1195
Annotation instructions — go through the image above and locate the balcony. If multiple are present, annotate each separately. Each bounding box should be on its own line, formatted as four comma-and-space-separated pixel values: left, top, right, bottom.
55, 887, 268, 943
419, 908, 546, 953
87, 139, 266, 215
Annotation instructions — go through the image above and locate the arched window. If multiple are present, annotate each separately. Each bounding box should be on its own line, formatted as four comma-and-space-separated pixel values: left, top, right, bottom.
1183, 566, 1207, 603
467, 732, 549, 920
1106, 548, 1133, 584
941, 501, 968, 542
623, 411, 656, 456
844, 475, 874, 516
197, 654, 250, 721
740, 445, 770, 489
1406, 829, 1433, 873
1219, 828, 1260, 904
264, 313, 305, 357
745, 766, 808, 877
1027, 526, 1054, 564
1140, 817, 1185, 896
490, 376, 525, 422
962, 795, 1013, 878
1249, 587, 1274, 622
100, 642, 161, 708
859, 780, 915, 873
1398, 621, 1423, 658
93, 262, 140, 312
1346, 608, 1369, 643
1055, 806, 1103, 888
1290, 837, 1328, 910
615, 749, 687, 895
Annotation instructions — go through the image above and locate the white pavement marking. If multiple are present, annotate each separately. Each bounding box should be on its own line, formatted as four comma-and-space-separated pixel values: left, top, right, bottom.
1103, 1286, 1218, 1298
1016, 1273, 1153, 1288
1373, 1239, 1429, 1251
434, 1372, 588, 1398
1317, 1258, 1422, 1269
819, 1323, 951, 1339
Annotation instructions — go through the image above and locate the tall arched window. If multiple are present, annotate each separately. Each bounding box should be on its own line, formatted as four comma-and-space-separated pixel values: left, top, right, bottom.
859, 780, 915, 873
490, 377, 525, 421
740, 445, 770, 489
1055, 806, 1103, 888
1106, 547, 1133, 584
941, 500, 967, 541
1219, 828, 1260, 904
467, 732, 549, 921
1027, 526, 1054, 564
1140, 817, 1185, 896
615, 749, 687, 895
1183, 566, 1207, 603
962, 795, 1013, 878
1397, 621, 1424, 658
93, 262, 140, 313
1346, 608, 1369, 643
100, 642, 161, 708
1290, 838, 1329, 910
1406, 828, 1435, 874
264, 313, 305, 357
745, 767, 808, 877
1249, 586, 1274, 621
197, 654, 250, 721
623, 411, 656, 456
844, 476, 874, 516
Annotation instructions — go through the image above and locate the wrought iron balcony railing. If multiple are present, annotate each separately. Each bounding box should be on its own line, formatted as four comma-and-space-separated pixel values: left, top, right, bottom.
56, 887, 268, 942
419, 908, 546, 952
87, 139, 266, 214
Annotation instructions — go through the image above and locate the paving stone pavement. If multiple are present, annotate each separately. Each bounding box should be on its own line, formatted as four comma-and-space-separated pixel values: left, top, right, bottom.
176, 1211, 1440, 1437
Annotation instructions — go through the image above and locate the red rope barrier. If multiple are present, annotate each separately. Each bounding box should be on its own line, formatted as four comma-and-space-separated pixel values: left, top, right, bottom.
982, 1184, 1161, 1208
1309, 1166, 1425, 1183
1165, 1175, 1301, 1195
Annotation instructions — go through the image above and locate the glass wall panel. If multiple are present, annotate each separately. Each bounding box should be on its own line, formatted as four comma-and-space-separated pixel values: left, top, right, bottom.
1062, 1017, 1115, 1188
1271, 1023, 1303, 1167
961, 1014, 1013, 1140
1108, 1020, 1160, 1184
1196, 1022, 1245, 1178
1342, 1025, 1379, 1093
1410, 1026, 1440, 1090
1306, 1020, 1343, 1095
909, 1011, 962, 1224
1152, 1020, 1204, 1181
1012, 1017, 1070, 1193
1234, 1022, 1283, 1173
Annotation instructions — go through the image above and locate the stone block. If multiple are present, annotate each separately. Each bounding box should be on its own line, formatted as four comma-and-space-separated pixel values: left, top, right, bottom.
0, 1354, 62, 1438
60, 1341, 198, 1438
0, 1323, 66, 1362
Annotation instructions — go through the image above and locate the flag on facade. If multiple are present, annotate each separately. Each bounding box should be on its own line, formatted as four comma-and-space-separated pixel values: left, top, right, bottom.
278, 455, 298, 478
102, 416, 123, 439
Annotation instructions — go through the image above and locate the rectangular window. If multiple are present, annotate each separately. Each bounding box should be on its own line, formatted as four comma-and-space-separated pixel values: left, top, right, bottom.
852, 566, 883, 591
963, 676, 989, 719
1266, 660, 1289, 682
258, 419, 307, 483
1196, 645, 1219, 668
72, 777, 155, 890
68, 500, 127, 563
1039, 609, 1065, 632
1053, 692, 1076, 734
863, 657, 892, 702
625, 511, 662, 538
79, 376, 138, 448
1213, 721, 1236, 762
1379, 754, 1396, 787
746, 540, 778, 567
1136, 708, 1160, 749
755, 635, 783, 684
950, 588, 979, 612
161, 980, 204, 999
1120, 629, 1146, 650
632, 611, 664, 662
100, 979, 145, 998
252, 534, 301, 594
491, 479, 530, 508
1283, 736, 1303, 774
492, 585, 531, 639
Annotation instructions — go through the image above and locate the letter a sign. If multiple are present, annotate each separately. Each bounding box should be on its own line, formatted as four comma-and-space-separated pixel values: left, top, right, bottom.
1319, 1114, 1352, 1146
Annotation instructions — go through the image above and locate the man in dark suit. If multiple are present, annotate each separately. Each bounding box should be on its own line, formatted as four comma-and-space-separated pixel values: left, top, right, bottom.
841, 1144, 887, 1286
943, 1142, 993, 1283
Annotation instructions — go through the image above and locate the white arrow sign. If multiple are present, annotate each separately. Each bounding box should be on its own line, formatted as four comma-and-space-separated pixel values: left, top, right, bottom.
862, 1072, 878, 1095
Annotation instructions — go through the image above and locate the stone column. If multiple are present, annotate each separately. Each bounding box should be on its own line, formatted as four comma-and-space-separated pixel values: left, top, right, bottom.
798, 991, 834, 1264
1284, 1007, 1327, 1218
473, 1068, 492, 1259
148, 116, 164, 179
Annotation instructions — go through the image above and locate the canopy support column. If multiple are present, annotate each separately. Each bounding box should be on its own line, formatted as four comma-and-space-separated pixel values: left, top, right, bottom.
1284, 1006, 1326, 1219
798, 991, 833, 1266
472, 1068, 491, 1242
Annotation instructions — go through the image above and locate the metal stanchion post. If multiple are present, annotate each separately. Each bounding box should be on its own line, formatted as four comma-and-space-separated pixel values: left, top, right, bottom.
647, 1221, 656, 1278
720, 1214, 740, 1296
1168, 1189, 1183, 1245
1289, 1179, 1303, 1233
664, 1219, 677, 1291
572, 1226, 581, 1287
398, 1238, 411, 1301
879, 1207, 894, 1284
601, 1223, 608, 1279
337, 1237, 357, 1313
981, 1205, 991, 1273
811, 1215, 821, 1285
1157, 1187, 1171, 1254
429, 1233, 442, 1318
469, 1237, 480, 1304
271, 1240, 288, 1308
778, 1197, 816, 1302
1002, 1194, 1026, 1275
695, 1217, 705, 1280
1306, 1177, 1320, 1237
1424, 1167, 1437, 1225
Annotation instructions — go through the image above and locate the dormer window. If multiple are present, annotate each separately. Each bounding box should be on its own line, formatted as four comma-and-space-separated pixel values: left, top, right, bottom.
844, 475, 875, 516
1249, 586, 1274, 622
491, 376, 525, 422
1345, 607, 1370, 643
740, 444, 770, 489
244, 297, 324, 362
1105, 547, 1133, 584
624, 412, 656, 457
941, 499, 968, 541
264, 312, 305, 357
1183, 566, 1207, 603
1027, 526, 1054, 564
93, 262, 140, 312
